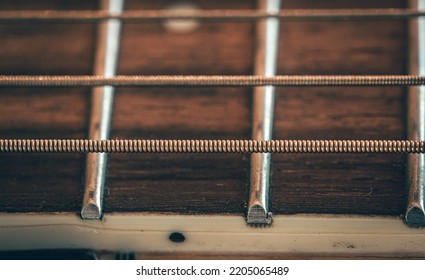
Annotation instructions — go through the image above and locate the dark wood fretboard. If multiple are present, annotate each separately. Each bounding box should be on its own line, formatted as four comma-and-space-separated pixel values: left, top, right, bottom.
0, 0, 409, 216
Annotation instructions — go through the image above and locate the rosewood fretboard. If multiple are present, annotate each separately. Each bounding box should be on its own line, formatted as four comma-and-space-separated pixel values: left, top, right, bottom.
0, 0, 411, 218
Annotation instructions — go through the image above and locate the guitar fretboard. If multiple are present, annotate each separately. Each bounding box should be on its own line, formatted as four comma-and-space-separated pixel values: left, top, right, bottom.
0, 0, 423, 226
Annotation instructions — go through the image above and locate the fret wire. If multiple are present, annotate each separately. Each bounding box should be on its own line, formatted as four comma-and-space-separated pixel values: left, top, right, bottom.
247, 0, 280, 225
1, 139, 424, 154
0, 9, 425, 22
81, 0, 124, 220
405, 0, 425, 227
0, 75, 424, 87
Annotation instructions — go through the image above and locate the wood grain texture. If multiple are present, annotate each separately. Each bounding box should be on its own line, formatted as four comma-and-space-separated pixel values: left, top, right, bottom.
0, 0, 409, 215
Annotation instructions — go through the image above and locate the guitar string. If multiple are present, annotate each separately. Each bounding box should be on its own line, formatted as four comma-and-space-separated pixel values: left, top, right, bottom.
1, 139, 424, 154
1, 11, 424, 154
0, 75, 424, 87
0, 9, 424, 22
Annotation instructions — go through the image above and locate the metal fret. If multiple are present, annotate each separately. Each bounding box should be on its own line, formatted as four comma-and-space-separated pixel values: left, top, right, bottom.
405, 0, 425, 227
247, 0, 280, 225
0, 9, 425, 22
81, 0, 123, 220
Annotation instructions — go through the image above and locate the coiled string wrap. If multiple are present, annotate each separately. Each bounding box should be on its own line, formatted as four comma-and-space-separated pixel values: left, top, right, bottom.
1, 139, 424, 153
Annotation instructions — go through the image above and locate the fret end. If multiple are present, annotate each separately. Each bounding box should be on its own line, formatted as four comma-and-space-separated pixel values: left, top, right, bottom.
81, 203, 102, 220
247, 204, 273, 226
405, 206, 425, 227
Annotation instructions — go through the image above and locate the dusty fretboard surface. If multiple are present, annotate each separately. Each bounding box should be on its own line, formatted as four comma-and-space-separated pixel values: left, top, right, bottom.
0, 0, 413, 219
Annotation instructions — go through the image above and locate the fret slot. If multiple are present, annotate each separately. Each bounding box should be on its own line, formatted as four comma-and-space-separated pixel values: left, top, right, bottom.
247, 0, 280, 225
81, 0, 124, 219
405, 0, 425, 227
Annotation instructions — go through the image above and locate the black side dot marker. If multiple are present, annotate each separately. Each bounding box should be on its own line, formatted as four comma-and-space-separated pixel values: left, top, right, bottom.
169, 232, 185, 243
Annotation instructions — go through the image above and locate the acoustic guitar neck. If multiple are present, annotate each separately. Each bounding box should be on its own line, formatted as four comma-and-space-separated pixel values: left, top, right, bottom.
0, 0, 424, 258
